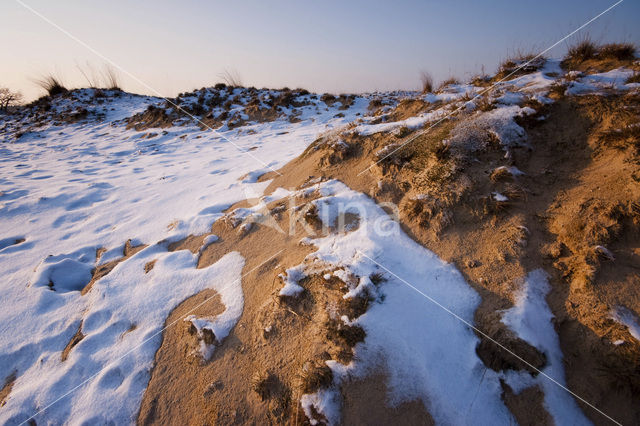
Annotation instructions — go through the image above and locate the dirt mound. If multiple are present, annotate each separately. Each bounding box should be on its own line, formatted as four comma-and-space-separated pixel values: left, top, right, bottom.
261, 91, 640, 423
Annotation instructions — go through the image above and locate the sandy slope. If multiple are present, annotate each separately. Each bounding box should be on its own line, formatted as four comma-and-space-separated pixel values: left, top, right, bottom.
1, 56, 640, 425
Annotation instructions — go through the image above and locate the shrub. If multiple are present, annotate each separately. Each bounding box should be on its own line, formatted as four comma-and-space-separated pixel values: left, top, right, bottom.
0, 88, 23, 111
496, 51, 545, 79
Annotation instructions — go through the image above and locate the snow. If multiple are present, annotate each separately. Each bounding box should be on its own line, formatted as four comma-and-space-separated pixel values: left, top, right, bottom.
353, 107, 448, 136
498, 60, 562, 93
300, 387, 342, 426
282, 182, 596, 425
199, 234, 219, 253
492, 192, 508, 202
566, 68, 638, 95
501, 270, 591, 426
611, 306, 640, 342
283, 180, 514, 425
0, 89, 372, 424
450, 104, 533, 153
278, 265, 306, 296
1, 247, 244, 425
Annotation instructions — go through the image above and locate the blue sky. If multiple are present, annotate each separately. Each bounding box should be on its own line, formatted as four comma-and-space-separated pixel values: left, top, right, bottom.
1, 0, 639, 100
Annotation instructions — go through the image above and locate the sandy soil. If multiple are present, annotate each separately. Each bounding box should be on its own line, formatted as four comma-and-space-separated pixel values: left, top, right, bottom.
138, 90, 640, 424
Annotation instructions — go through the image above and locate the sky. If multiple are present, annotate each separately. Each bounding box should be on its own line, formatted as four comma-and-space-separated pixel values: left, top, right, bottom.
1, 0, 639, 101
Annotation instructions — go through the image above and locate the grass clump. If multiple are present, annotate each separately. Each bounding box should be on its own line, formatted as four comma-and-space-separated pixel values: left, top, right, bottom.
562, 37, 637, 70
565, 37, 598, 65
34, 75, 67, 97
299, 362, 333, 393
495, 51, 545, 80
438, 77, 460, 91
420, 70, 434, 93
599, 42, 636, 61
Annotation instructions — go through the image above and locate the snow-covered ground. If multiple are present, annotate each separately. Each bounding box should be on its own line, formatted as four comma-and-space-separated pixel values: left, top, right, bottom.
2, 56, 637, 423
0, 91, 371, 424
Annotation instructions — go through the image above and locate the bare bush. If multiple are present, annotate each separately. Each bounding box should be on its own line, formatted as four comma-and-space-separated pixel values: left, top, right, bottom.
0, 87, 23, 111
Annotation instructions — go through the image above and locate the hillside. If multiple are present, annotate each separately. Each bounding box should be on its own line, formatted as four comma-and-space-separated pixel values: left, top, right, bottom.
1, 47, 639, 425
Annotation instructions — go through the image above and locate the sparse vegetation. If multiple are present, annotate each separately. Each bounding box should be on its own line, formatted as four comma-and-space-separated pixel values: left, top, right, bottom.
77, 63, 121, 90
438, 77, 460, 91
495, 51, 544, 80
102, 65, 121, 90
219, 69, 243, 87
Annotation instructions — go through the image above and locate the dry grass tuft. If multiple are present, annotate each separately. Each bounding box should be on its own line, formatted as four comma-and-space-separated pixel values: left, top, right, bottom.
438, 77, 460, 91
599, 42, 637, 61
102, 65, 121, 90
562, 38, 637, 70
495, 51, 545, 80
564, 37, 598, 65
34, 75, 67, 97
420, 71, 434, 93
219, 69, 243, 87
490, 167, 513, 183
299, 362, 333, 393
251, 370, 277, 401
595, 124, 640, 153
326, 319, 366, 348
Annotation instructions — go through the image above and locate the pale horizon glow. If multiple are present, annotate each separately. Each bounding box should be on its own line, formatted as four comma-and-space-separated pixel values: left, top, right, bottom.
1, 0, 639, 101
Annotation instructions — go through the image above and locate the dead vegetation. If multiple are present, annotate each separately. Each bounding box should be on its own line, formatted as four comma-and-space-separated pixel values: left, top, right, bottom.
0, 371, 17, 408
437, 76, 460, 91
76, 63, 121, 90
33, 75, 68, 97
419, 70, 434, 93
562, 38, 638, 72
61, 322, 85, 362
494, 51, 545, 80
